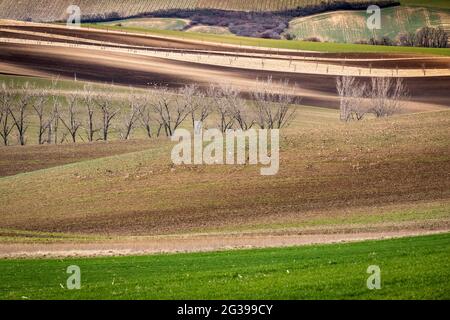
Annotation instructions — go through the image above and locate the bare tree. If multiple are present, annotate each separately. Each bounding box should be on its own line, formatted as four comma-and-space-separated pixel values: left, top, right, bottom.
138, 100, 154, 138
252, 77, 297, 129
82, 84, 99, 142
119, 93, 141, 140
47, 96, 62, 144
153, 86, 190, 137
182, 84, 199, 129
59, 94, 82, 143
154, 115, 165, 137
350, 83, 368, 121
415, 26, 448, 48
32, 89, 54, 145
221, 85, 255, 131
208, 85, 235, 133
95, 90, 119, 141
181, 84, 212, 129
399, 27, 447, 48
368, 77, 408, 117
0, 82, 14, 146
336, 76, 356, 122
336, 76, 368, 121
232, 101, 256, 131
9, 82, 33, 145
195, 90, 212, 126
44, 78, 61, 144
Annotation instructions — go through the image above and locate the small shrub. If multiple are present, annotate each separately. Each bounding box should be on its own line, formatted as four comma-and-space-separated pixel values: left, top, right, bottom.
303, 37, 321, 42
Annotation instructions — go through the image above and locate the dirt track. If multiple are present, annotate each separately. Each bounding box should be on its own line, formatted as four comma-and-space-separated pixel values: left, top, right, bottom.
1, 228, 448, 259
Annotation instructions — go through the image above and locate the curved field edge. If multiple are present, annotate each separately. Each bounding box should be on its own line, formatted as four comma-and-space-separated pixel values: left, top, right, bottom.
81, 23, 450, 56
0, 233, 448, 299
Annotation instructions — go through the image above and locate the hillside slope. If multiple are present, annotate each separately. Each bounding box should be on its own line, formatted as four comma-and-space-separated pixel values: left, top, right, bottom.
288, 6, 450, 43
0, 0, 394, 22
1, 110, 449, 237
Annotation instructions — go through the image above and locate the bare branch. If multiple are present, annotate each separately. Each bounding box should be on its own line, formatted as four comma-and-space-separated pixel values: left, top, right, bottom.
59, 94, 82, 143
208, 84, 235, 133
119, 91, 141, 140
9, 82, 33, 145
152, 85, 190, 137
252, 77, 298, 129
82, 84, 100, 142
0, 82, 14, 146
95, 87, 120, 141
369, 77, 408, 117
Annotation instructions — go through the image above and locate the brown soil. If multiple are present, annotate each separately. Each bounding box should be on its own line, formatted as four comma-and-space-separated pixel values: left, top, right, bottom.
1, 42, 449, 109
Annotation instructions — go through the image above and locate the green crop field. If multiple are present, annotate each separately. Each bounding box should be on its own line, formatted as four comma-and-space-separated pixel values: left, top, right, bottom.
288, 6, 450, 43
101, 18, 190, 31
0, 233, 449, 299
401, 0, 450, 9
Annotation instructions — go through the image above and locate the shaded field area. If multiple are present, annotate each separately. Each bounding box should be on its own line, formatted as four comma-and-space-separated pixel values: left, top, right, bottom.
0, 139, 158, 177
0, 233, 449, 299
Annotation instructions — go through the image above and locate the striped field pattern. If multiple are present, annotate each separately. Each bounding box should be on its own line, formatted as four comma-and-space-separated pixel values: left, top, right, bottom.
0, 0, 392, 22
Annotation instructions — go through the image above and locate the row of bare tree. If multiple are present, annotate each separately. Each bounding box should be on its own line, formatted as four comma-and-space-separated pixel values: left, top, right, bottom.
399, 27, 448, 49
336, 76, 408, 122
0, 78, 298, 146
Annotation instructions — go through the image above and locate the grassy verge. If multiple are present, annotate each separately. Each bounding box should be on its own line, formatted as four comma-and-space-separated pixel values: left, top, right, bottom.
82, 23, 450, 56
0, 233, 449, 299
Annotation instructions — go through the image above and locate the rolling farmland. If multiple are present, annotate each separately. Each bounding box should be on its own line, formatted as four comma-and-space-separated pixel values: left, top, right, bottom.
0, 0, 395, 22
288, 6, 450, 43
0, 0, 449, 302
